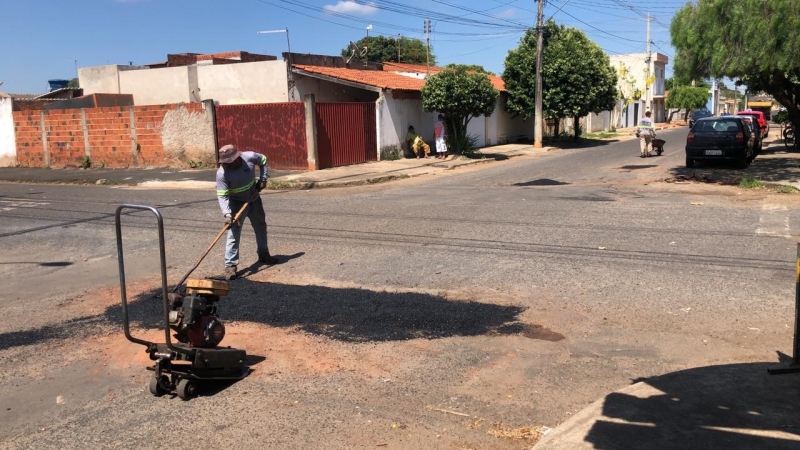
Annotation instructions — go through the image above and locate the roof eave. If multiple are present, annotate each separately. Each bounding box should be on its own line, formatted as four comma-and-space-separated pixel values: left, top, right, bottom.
292, 68, 385, 93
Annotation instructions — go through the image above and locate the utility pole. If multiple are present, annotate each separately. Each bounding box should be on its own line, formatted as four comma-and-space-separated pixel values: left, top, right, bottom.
533, 0, 545, 148
397, 34, 401, 62
645, 12, 652, 115
424, 19, 431, 75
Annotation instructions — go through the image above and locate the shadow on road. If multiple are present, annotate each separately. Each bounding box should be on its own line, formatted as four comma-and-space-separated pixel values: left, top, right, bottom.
113, 279, 527, 343
514, 179, 571, 186
549, 138, 621, 149
582, 360, 800, 450
668, 153, 800, 186
0, 276, 529, 350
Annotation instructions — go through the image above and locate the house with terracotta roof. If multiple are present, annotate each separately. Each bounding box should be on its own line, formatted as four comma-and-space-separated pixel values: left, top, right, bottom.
291, 57, 532, 156
76, 50, 532, 159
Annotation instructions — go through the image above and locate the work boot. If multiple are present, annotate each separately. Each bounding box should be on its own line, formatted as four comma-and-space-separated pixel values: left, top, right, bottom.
259, 253, 279, 265
224, 265, 237, 281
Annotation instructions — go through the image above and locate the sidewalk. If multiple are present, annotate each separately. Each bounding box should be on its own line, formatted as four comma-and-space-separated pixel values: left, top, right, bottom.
0, 144, 549, 190
664, 129, 800, 189
532, 361, 800, 450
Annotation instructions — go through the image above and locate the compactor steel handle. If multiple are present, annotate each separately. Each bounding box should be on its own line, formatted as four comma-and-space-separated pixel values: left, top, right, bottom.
115, 204, 190, 356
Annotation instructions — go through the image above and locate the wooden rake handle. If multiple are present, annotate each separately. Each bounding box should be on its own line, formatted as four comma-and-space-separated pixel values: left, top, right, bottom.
171, 192, 258, 292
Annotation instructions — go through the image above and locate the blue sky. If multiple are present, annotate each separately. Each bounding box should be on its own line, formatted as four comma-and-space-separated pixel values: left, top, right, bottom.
0, 0, 687, 94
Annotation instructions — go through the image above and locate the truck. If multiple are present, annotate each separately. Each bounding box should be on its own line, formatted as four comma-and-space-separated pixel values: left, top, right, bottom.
746, 97, 774, 121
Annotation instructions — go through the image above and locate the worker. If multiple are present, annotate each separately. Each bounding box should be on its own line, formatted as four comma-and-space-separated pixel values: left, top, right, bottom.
406, 125, 431, 158
216, 144, 278, 281
636, 111, 656, 158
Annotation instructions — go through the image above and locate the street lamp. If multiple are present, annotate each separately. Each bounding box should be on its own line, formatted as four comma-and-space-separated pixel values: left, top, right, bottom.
257, 28, 291, 57
257, 28, 293, 99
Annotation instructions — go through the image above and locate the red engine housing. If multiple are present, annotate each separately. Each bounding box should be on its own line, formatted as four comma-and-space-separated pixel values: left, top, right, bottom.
184, 315, 225, 348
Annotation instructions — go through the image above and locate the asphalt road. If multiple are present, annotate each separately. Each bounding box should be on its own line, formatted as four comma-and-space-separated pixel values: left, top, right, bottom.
2, 128, 798, 449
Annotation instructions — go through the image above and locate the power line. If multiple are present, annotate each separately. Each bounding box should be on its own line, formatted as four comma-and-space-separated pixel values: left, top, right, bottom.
558, 8, 641, 42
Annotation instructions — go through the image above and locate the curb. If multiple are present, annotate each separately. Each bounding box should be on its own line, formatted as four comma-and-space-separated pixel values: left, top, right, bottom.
0, 149, 547, 191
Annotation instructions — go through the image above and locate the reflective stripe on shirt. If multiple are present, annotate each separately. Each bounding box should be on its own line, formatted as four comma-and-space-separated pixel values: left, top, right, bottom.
217, 179, 254, 197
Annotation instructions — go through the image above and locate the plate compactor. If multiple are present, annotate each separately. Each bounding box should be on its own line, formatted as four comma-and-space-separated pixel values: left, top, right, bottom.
115, 204, 248, 400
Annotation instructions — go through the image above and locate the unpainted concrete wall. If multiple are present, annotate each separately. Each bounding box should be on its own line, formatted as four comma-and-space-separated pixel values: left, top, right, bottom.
119, 66, 193, 105
79, 65, 123, 95
160, 104, 215, 162
198, 60, 288, 105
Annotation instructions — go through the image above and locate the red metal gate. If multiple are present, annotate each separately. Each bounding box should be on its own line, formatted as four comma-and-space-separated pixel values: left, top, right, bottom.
215, 103, 307, 170
316, 102, 377, 169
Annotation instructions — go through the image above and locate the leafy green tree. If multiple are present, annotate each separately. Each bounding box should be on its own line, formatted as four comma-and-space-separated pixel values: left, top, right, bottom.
665, 86, 710, 122
421, 66, 498, 154
671, 0, 800, 127
341, 36, 434, 65
68, 78, 79, 88
503, 21, 618, 139
666, 77, 709, 91
445, 64, 494, 75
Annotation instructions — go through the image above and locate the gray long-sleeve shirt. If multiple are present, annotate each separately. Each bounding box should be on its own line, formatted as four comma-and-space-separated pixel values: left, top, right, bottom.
216, 151, 268, 216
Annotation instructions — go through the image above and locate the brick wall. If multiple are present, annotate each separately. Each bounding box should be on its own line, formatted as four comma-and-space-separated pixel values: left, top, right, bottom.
13, 102, 215, 168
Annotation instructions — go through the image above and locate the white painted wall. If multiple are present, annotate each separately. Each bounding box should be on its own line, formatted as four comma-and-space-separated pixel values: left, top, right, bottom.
585, 111, 611, 132
378, 92, 532, 155
378, 93, 437, 157
467, 115, 488, 147
0, 96, 16, 166
197, 60, 289, 105
493, 94, 533, 144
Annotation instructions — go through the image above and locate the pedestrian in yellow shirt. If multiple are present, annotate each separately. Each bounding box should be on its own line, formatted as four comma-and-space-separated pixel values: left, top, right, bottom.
406, 126, 431, 158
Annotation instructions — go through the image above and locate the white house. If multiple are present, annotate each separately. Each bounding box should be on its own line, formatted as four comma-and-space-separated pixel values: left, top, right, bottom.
291, 61, 532, 158
609, 52, 669, 127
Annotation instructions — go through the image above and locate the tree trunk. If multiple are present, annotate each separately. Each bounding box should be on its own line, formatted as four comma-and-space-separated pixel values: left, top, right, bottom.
574, 116, 581, 140
554, 119, 560, 137
667, 110, 679, 124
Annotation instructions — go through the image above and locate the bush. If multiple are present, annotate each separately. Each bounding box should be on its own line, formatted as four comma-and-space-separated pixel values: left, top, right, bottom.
773, 109, 789, 125
447, 133, 480, 157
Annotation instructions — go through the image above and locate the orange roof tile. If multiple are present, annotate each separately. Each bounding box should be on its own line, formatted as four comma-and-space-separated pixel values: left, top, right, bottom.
381, 62, 444, 74
293, 64, 505, 92
382, 62, 505, 91
294, 64, 425, 91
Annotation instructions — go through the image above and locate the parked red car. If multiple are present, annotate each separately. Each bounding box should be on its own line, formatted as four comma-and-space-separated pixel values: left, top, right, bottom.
738, 109, 769, 138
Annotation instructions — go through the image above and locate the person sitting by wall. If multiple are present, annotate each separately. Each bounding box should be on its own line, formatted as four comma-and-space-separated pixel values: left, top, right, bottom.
405, 126, 431, 159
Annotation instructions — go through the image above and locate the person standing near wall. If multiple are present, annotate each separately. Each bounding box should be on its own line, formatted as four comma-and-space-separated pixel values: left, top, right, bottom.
434, 114, 448, 160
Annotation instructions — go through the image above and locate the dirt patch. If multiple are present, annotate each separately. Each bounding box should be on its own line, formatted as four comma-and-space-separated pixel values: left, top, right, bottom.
488, 422, 548, 442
